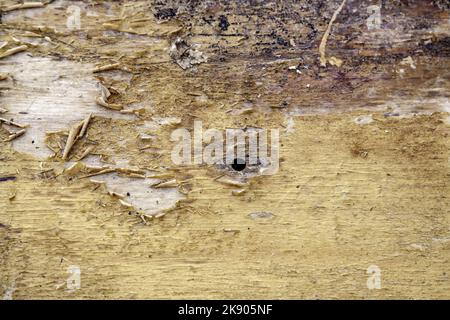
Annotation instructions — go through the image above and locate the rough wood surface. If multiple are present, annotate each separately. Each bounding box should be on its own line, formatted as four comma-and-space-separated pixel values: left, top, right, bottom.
0, 0, 449, 299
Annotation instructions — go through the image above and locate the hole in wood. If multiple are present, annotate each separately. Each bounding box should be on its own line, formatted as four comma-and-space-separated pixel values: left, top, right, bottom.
231, 158, 246, 171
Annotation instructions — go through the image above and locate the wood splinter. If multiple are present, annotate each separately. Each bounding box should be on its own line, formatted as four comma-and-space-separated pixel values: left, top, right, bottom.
90, 179, 106, 185
0, 117, 27, 128
152, 179, 179, 188
3, 129, 26, 142
3, 2, 44, 12
108, 191, 125, 199
93, 63, 120, 73
119, 199, 134, 208
78, 113, 92, 138
0, 45, 28, 59
80, 168, 115, 179
75, 145, 95, 161
62, 120, 84, 160
216, 176, 247, 188
96, 83, 122, 111
318, 0, 347, 67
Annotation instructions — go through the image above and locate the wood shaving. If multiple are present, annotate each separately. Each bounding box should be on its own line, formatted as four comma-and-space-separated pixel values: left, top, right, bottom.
3, 129, 26, 142
0, 45, 28, 59
152, 179, 179, 188
319, 0, 347, 67
62, 120, 84, 160
93, 63, 120, 73
119, 199, 134, 208
75, 145, 95, 161
96, 83, 123, 111
216, 176, 247, 188
78, 113, 92, 138
3, 2, 44, 12
0, 117, 27, 128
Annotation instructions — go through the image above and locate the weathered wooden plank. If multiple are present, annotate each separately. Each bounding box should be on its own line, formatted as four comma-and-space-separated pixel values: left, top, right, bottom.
0, 0, 449, 299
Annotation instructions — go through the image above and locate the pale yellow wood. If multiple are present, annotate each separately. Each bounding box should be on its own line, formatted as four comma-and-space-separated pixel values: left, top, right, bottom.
0, 0, 449, 299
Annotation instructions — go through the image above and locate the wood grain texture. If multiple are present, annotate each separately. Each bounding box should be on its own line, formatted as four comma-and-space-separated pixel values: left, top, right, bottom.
0, 0, 449, 299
